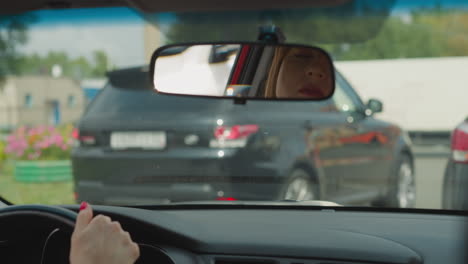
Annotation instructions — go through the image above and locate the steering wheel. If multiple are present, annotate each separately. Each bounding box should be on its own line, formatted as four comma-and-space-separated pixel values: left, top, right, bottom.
0, 204, 77, 228
0, 205, 77, 263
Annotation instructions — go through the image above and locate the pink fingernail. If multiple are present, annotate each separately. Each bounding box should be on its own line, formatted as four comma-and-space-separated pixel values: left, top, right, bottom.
79, 202, 88, 211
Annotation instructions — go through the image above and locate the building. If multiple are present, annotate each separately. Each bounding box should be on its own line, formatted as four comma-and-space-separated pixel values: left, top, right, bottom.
0, 76, 85, 130
81, 79, 107, 104
144, 24, 163, 63
336, 57, 468, 131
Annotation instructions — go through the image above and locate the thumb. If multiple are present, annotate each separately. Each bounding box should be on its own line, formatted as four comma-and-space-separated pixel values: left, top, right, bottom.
74, 202, 93, 232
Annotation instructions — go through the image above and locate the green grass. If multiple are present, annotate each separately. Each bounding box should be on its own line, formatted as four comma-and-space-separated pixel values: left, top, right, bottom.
0, 161, 75, 205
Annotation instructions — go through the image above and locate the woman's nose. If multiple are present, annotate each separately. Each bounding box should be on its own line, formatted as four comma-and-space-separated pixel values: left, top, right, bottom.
305, 67, 326, 80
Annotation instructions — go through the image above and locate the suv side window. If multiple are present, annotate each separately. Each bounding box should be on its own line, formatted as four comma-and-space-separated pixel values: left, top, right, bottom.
333, 73, 364, 114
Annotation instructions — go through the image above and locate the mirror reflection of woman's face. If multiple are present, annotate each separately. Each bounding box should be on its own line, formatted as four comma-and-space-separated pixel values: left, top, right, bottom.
275, 47, 333, 99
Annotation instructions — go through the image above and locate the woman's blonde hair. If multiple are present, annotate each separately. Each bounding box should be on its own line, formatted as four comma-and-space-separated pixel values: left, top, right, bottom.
264, 47, 291, 98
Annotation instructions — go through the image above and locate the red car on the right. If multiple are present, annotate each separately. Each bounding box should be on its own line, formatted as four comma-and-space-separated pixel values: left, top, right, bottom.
443, 117, 468, 210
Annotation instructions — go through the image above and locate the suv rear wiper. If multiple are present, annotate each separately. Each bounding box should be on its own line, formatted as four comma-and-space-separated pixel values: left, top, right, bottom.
277, 199, 342, 206
0, 196, 13, 206
130, 200, 341, 207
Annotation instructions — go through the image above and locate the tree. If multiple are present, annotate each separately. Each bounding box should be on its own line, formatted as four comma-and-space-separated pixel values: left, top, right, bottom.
324, 11, 468, 60
91, 50, 110, 77
70, 56, 93, 80
323, 16, 445, 60
14, 50, 111, 80
0, 14, 36, 83
416, 12, 468, 56
162, 6, 468, 61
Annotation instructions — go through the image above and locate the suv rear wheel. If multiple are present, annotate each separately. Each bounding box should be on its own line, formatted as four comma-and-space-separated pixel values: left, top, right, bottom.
279, 169, 318, 201
386, 155, 416, 208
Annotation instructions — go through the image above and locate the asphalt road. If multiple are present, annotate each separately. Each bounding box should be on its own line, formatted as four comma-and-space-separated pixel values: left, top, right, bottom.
414, 146, 450, 209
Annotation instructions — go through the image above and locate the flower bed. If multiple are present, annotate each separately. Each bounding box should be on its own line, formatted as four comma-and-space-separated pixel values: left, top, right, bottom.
14, 160, 72, 182
5, 125, 75, 182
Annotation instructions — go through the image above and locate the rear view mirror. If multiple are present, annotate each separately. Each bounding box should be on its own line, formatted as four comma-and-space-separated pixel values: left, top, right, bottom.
150, 42, 335, 100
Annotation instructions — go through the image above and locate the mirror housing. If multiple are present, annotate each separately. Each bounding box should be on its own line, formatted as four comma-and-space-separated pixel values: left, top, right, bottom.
366, 98, 383, 115
150, 42, 335, 101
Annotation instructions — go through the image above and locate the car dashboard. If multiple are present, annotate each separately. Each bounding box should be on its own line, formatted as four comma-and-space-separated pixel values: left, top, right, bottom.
1, 205, 468, 264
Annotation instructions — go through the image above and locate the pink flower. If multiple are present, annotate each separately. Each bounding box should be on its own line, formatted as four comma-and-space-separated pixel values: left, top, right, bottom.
17, 126, 26, 135
28, 128, 37, 136
5, 125, 75, 160
52, 134, 63, 145
7, 134, 16, 142
43, 141, 51, 149
36, 126, 46, 135
6, 137, 27, 155
35, 139, 51, 149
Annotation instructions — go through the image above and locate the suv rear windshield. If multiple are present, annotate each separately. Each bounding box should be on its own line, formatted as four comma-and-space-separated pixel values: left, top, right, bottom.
86, 83, 333, 118
86, 83, 232, 115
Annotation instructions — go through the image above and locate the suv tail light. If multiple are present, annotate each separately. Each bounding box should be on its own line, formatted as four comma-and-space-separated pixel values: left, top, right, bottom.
451, 122, 468, 163
211, 124, 259, 148
214, 125, 259, 140
73, 129, 97, 147
216, 197, 237, 201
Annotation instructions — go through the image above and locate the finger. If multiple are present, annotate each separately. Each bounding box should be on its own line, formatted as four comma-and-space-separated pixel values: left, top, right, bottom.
130, 242, 140, 260
122, 231, 132, 243
89, 215, 112, 232
74, 202, 93, 232
110, 221, 122, 232
92, 215, 111, 225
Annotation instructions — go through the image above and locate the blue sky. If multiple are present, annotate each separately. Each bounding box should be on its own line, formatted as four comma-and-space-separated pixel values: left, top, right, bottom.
30, 7, 142, 26
394, 0, 468, 9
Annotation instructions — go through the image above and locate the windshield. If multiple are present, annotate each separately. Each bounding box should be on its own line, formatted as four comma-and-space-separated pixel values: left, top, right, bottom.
1, 0, 467, 211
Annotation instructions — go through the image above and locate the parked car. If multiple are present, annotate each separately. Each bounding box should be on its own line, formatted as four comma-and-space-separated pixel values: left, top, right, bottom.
442, 117, 468, 209
72, 66, 414, 207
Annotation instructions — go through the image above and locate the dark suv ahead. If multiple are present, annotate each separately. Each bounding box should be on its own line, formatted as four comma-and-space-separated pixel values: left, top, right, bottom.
72, 67, 414, 207
442, 117, 468, 210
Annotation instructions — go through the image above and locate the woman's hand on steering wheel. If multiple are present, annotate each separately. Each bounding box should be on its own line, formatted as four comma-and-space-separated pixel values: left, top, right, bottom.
70, 202, 140, 264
